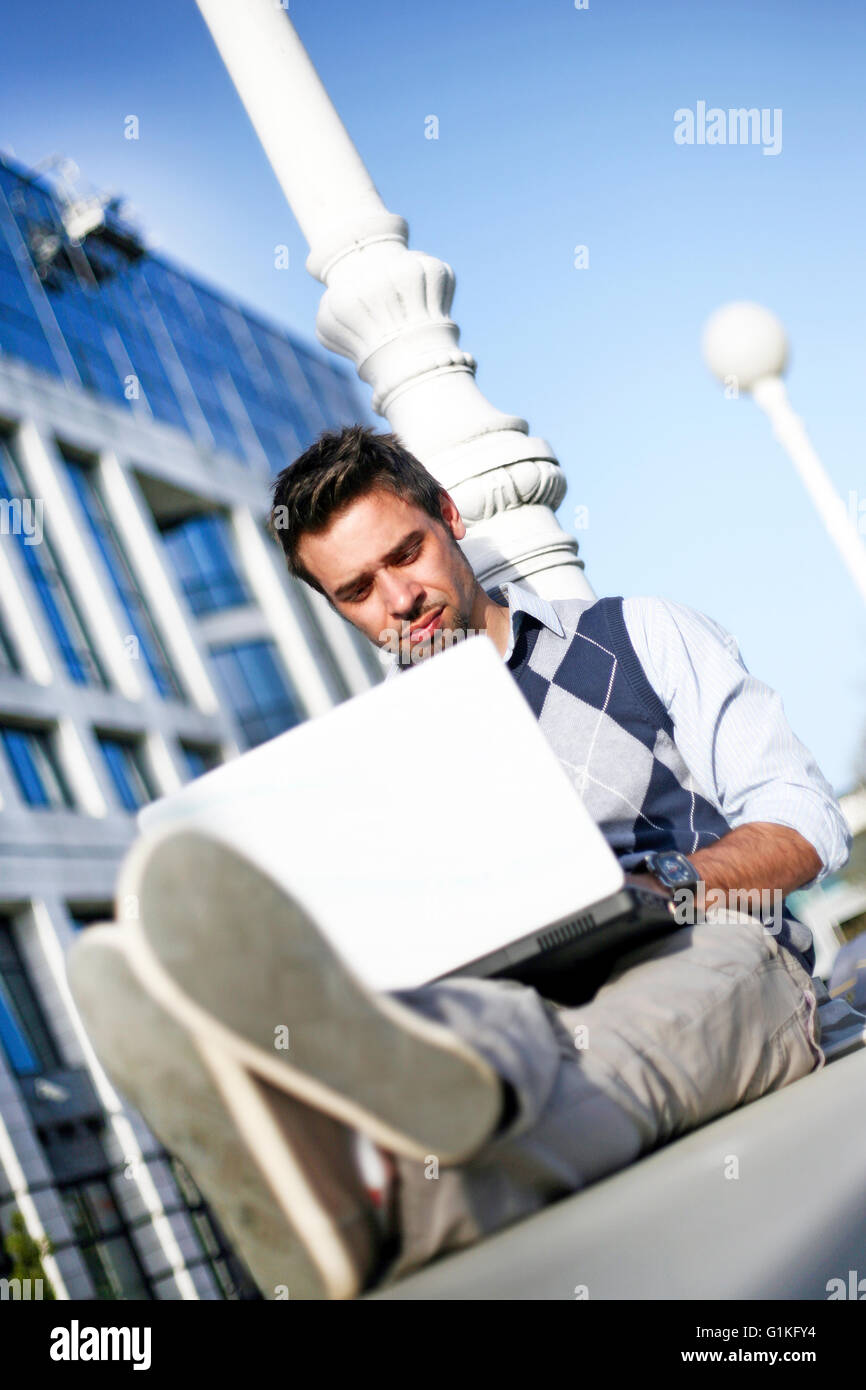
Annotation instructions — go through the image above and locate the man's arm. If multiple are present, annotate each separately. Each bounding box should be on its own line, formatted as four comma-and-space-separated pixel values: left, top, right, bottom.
689, 822, 821, 895
621, 596, 852, 896
632, 822, 822, 901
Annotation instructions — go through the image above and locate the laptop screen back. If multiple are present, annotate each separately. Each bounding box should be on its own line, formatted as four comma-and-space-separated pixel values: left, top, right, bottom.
138, 635, 624, 990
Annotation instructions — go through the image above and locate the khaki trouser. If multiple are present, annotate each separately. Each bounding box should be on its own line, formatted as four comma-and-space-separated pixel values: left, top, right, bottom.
379, 912, 823, 1286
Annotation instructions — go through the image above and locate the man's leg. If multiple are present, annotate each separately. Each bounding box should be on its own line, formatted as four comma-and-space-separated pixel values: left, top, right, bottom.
73, 828, 823, 1295
378, 912, 822, 1285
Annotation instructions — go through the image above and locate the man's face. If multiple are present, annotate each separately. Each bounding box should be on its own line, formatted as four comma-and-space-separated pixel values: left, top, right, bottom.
296, 488, 480, 665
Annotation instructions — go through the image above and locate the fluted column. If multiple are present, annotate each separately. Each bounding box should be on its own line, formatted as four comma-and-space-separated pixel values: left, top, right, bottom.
195, 0, 592, 599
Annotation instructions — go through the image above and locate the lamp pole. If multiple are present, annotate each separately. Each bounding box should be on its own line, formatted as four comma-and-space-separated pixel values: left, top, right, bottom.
194, 0, 592, 600
702, 301, 866, 607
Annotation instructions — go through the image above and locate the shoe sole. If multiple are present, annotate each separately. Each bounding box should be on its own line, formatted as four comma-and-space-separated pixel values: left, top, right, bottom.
121, 828, 503, 1164
67, 925, 373, 1300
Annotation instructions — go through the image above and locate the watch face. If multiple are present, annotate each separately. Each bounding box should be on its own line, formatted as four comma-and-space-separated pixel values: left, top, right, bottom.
657, 853, 695, 883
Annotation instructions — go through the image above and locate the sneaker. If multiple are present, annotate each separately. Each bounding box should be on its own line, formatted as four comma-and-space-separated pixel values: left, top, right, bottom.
114, 826, 503, 1164
67, 925, 383, 1300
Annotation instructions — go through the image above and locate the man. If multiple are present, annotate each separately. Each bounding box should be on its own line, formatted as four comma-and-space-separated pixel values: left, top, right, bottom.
69, 425, 852, 1300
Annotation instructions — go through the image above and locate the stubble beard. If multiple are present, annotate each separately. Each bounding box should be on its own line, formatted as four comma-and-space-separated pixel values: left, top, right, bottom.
396, 599, 477, 667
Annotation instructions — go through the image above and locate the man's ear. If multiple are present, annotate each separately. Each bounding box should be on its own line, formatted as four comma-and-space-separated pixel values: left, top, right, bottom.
438, 488, 466, 540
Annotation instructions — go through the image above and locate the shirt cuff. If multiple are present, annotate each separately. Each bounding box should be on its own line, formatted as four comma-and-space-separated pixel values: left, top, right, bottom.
725, 795, 853, 889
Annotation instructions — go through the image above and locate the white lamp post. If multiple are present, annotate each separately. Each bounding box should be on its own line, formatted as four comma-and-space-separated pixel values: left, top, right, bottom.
702, 301, 866, 606
194, 0, 592, 601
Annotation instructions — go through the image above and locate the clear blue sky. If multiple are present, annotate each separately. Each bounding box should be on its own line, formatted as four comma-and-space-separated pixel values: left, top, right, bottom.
3, 0, 865, 792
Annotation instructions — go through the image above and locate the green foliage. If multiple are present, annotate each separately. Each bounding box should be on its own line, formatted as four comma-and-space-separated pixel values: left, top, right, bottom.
3, 1209, 57, 1299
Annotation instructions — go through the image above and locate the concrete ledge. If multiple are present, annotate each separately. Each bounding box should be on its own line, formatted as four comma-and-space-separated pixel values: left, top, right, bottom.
368, 1050, 866, 1300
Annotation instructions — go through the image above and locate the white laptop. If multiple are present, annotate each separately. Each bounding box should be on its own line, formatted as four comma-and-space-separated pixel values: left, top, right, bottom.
138, 634, 678, 1002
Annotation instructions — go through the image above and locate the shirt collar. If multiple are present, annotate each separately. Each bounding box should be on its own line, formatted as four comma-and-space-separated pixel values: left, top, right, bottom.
383, 580, 564, 677
495, 581, 565, 663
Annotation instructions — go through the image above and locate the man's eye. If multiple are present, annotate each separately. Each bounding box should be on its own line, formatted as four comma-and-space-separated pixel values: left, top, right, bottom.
344, 545, 419, 600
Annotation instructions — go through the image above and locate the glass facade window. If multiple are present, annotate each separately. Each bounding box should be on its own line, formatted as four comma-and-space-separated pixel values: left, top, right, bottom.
60, 1180, 151, 1301
165, 1156, 260, 1300
0, 169, 68, 378
0, 723, 74, 808
208, 640, 303, 748
179, 742, 222, 781
0, 437, 109, 687
96, 734, 155, 812
160, 512, 249, 616
0, 920, 61, 1076
0, 154, 367, 474
0, 608, 20, 675
62, 453, 186, 702
294, 342, 357, 430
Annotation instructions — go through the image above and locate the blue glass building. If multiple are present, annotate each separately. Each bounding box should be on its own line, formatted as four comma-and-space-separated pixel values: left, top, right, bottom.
0, 152, 384, 1301
0, 154, 350, 471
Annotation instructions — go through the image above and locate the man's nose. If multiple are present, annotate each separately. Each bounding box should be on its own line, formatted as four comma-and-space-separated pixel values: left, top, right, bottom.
378, 570, 422, 615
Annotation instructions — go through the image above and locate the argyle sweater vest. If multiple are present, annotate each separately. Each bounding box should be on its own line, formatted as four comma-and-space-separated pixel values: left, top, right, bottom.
501, 592, 814, 975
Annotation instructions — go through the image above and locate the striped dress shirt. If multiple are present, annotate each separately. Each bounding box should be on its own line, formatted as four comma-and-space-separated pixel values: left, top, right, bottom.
387, 581, 851, 893
496, 582, 851, 889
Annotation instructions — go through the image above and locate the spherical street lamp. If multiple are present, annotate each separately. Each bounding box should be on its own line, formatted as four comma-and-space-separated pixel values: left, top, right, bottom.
701, 301, 788, 392
702, 301, 866, 606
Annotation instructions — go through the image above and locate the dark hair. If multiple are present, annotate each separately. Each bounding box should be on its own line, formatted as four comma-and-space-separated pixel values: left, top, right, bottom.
268, 424, 449, 596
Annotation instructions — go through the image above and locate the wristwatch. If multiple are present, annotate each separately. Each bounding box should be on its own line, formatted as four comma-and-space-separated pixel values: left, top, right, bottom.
641, 850, 701, 892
